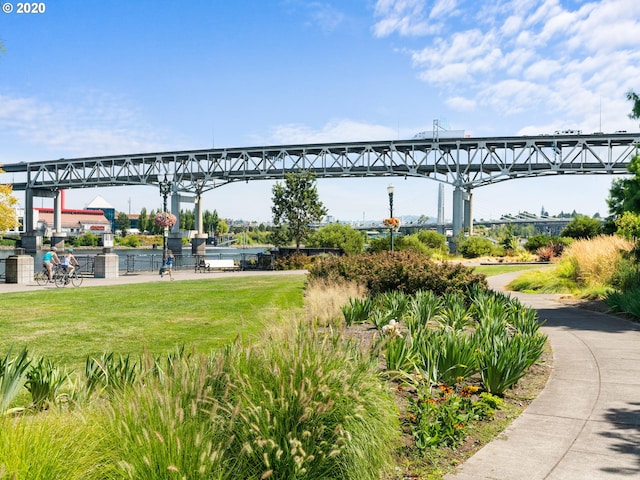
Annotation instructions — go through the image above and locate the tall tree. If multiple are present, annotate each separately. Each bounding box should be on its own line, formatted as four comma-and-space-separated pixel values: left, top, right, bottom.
116, 212, 131, 237
138, 207, 148, 233
272, 171, 327, 250
607, 156, 640, 217
0, 182, 19, 232
626, 90, 640, 121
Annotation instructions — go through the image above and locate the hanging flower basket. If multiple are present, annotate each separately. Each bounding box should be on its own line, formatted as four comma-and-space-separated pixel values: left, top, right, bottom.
154, 212, 177, 228
383, 217, 400, 228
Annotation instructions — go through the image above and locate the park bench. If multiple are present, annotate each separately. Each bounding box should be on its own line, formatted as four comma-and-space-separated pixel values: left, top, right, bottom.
195, 259, 240, 273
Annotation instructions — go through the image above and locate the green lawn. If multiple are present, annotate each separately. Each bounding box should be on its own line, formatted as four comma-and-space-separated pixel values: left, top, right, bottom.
472, 264, 546, 277
0, 275, 306, 371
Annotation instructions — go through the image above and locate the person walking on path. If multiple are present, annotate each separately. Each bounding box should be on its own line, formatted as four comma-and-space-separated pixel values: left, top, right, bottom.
161, 249, 174, 280
42, 246, 60, 281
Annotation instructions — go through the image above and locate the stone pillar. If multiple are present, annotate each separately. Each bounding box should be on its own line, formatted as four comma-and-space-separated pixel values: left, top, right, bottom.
5, 249, 34, 284
94, 248, 119, 278
51, 233, 67, 252
192, 233, 207, 256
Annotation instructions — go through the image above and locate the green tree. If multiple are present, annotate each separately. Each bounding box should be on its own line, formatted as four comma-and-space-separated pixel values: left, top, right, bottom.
138, 208, 148, 233
626, 90, 640, 121
272, 171, 327, 250
116, 212, 131, 237
216, 219, 229, 235
305, 223, 365, 254
561, 215, 602, 239
0, 182, 19, 232
203, 209, 220, 236
615, 211, 640, 240
607, 156, 640, 217
180, 209, 195, 231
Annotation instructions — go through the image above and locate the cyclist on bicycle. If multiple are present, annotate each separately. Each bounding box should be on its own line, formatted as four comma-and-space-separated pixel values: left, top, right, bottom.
42, 246, 60, 281
61, 248, 80, 277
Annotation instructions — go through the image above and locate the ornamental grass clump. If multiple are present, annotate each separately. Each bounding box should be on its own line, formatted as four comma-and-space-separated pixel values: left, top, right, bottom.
0, 411, 108, 479
558, 235, 634, 287
103, 325, 400, 480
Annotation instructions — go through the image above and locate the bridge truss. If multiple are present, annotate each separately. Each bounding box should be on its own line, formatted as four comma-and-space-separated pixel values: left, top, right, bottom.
4, 133, 638, 194
3, 132, 639, 237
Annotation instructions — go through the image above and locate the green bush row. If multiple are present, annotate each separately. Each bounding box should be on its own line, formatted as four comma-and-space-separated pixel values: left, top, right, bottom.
308, 251, 487, 295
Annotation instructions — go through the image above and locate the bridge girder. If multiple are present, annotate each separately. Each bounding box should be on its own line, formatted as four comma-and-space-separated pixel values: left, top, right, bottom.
3, 133, 638, 194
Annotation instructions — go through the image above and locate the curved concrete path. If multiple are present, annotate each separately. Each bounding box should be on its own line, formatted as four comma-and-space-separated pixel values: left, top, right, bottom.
446, 272, 640, 480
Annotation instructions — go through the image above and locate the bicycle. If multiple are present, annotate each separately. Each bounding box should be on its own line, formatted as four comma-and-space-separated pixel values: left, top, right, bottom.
35, 264, 62, 286
55, 265, 83, 288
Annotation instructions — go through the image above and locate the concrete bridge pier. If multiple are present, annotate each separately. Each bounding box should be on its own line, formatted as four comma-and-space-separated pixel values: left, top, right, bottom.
191, 193, 207, 256
452, 185, 464, 238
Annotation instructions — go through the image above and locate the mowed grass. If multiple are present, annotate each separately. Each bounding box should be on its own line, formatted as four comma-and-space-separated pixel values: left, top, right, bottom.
0, 275, 306, 371
472, 264, 544, 277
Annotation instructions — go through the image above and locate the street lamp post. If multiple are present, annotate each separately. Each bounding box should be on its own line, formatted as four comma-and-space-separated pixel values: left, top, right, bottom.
159, 177, 172, 263
387, 184, 394, 252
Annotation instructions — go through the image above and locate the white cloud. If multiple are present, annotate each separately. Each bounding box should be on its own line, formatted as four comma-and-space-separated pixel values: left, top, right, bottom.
390, 0, 640, 133
373, 0, 442, 37
445, 96, 476, 111
0, 91, 171, 158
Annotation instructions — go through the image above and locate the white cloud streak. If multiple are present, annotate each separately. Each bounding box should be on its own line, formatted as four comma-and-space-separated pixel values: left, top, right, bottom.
374, 0, 640, 132
0, 90, 170, 158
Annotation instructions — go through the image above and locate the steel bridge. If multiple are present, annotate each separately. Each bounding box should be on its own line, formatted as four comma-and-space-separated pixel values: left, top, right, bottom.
3, 132, 639, 249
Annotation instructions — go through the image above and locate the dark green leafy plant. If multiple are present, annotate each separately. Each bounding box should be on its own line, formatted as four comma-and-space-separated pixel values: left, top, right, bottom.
26, 357, 69, 411
0, 346, 30, 414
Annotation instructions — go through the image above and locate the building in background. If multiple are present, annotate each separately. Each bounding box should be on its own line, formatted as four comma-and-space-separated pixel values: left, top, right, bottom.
33, 191, 112, 237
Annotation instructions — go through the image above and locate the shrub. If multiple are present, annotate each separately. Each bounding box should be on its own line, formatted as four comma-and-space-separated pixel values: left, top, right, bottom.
561, 215, 603, 239
308, 251, 487, 296
304, 223, 365, 254
275, 252, 316, 270
74, 232, 100, 247
456, 236, 495, 259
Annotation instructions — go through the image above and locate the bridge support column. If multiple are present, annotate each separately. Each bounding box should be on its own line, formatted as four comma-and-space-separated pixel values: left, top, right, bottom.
51, 234, 67, 252
194, 193, 204, 235
464, 190, 473, 236
452, 186, 464, 238
53, 190, 62, 234
21, 188, 41, 253
192, 193, 207, 255
169, 191, 182, 255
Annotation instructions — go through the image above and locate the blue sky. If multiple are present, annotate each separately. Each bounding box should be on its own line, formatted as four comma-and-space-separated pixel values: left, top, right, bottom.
1, 0, 639, 223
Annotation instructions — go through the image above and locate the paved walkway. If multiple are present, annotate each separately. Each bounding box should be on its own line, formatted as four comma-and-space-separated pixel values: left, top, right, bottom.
446, 272, 640, 480
0, 268, 307, 294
